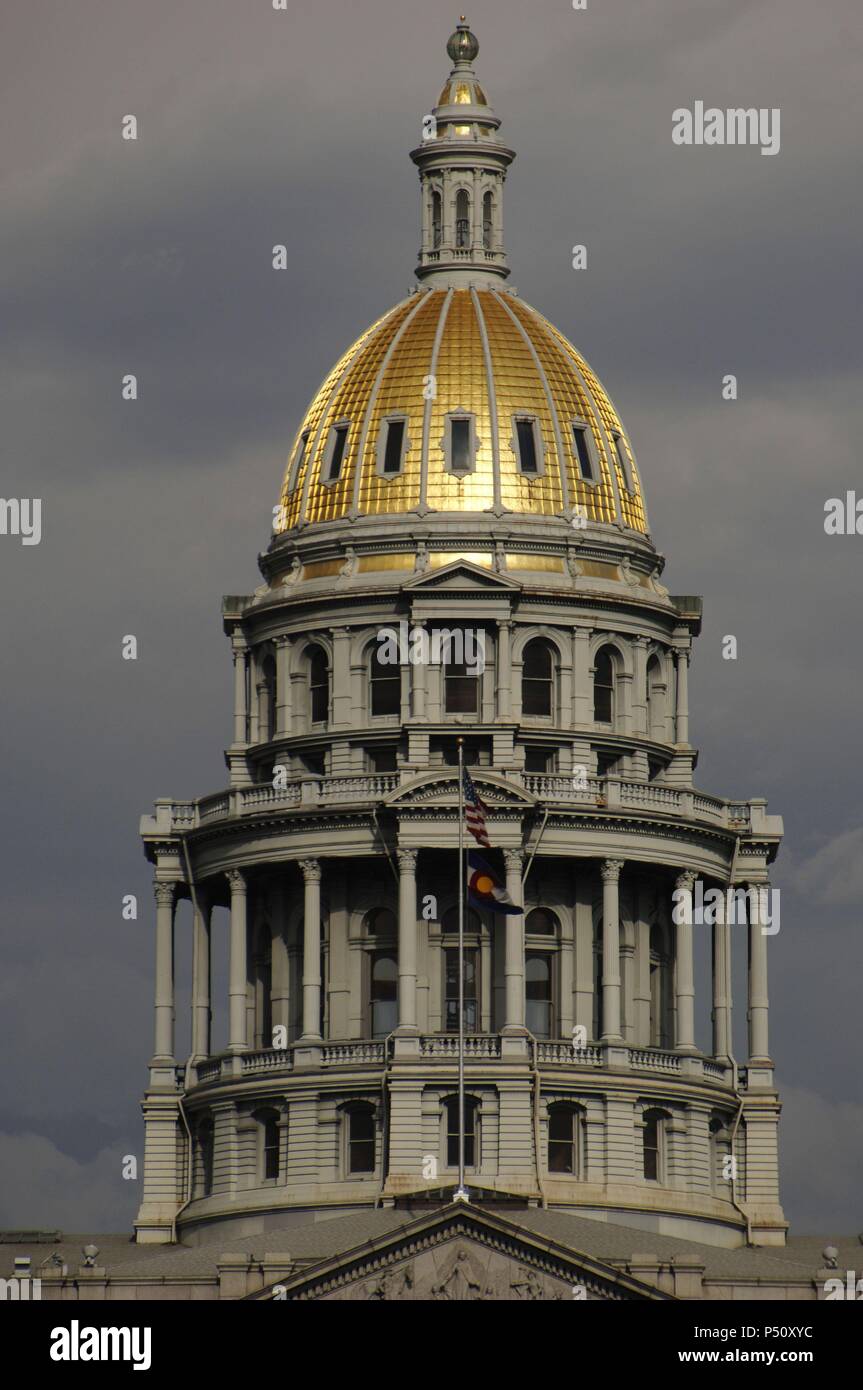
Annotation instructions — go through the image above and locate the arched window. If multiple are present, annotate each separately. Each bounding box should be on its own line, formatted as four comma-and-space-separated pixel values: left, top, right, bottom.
364, 907, 396, 936
525, 907, 556, 935
307, 645, 329, 724
370, 645, 401, 717
547, 1103, 581, 1176
441, 907, 481, 1032
642, 1108, 666, 1182
482, 191, 493, 249
593, 646, 616, 724
646, 655, 664, 740
649, 922, 670, 1048
346, 1103, 376, 1175
709, 1113, 733, 1193
432, 190, 442, 249
522, 640, 554, 718
370, 952, 398, 1038
526, 953, 553, 1037
260, 654, 277, 742
254, 1108, 280, 1182
197, 1116, 214, 1197
444, 1094, 479, 1168
455, 189, 470, 248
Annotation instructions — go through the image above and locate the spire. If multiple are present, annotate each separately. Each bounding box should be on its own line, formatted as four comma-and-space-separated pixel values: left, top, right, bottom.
410, 19, 516, 288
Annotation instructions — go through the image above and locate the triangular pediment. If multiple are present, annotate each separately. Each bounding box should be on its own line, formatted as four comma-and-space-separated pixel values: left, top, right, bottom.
402, 560, 522, 594
384, 770, 534, 809
250, 1204, 673, 1301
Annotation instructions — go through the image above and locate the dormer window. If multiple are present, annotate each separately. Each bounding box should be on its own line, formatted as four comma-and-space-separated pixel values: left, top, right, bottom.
612, 431, 632, 491
378, 417, 407, 478
572, 423, 595, 481
514, 416, 541, 476
289, 430, 310, 492
444, 412, 477, 477
323, 422, 350, 483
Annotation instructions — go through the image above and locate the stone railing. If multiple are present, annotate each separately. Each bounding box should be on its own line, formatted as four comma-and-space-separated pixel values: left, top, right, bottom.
628, 1047, 682, 1074
536, 1042, 602, 1066
241, 1049, 293, 1075
522, 775, 747, 829
420, 1035, 502, 1059
321, 1041, 385, 1066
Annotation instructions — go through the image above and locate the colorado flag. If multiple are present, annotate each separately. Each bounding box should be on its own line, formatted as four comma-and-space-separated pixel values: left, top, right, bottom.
467, 851, 523, 915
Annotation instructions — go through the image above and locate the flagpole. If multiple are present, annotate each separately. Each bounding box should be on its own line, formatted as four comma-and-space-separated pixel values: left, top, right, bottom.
455, 736, 468, 1203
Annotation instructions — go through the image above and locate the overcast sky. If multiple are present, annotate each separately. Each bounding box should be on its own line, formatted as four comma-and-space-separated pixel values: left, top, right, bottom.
1, 0, 861, 1239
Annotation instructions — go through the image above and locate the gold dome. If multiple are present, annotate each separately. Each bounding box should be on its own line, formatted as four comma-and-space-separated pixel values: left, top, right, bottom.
276, 287, 646, 533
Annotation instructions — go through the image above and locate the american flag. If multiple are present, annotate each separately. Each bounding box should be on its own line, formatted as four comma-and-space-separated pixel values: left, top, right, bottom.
462, 766, 491, 848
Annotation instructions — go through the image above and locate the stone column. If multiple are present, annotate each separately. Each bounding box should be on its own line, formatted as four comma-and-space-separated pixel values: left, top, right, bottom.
397, 850, 419, 1032
497, 620, 512, 718
152, 882, 177, 1066
712, 908, 732, 1061
331, 627, 352, 728
675, 648, 690, 746
275, 636, 291, 736
190, 890, 212, 1061
674, 871, 697, 1054
572, 626, 592, 726
600, 860, 624, 1042
411, 622, 427, 719
503, 849, 525, 1031
300, 860, 322, 1041
226, 870, 249, 1053
232, 636, 248, 745
748, 882, 770, 1063
633, 636, 648, 736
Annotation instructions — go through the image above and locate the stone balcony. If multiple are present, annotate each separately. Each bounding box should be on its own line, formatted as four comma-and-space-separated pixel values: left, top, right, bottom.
184, 1039, 736, 1092
147, 772, 767, 837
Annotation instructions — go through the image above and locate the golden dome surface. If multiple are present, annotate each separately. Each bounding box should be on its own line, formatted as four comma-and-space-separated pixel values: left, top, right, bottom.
276, 287, 646, 534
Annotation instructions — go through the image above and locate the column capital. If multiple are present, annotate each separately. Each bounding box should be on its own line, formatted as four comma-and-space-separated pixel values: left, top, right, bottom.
299, 858, 322, 884
397, 848, 418, 873
503, 848, 523, 873
153, 881, 177, 907
225, 868, 247, 894
600, 858, 624, 884
633, 634, 649, 649
275, 632, 291, 648
675, 870, 697, 893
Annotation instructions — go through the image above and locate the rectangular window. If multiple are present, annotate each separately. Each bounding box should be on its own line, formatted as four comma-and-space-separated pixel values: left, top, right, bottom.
643, 1118, 660, 1181
572, 424, 594, 481
444, 949, 478, 1033
368, 747, 398, 772
326, 423, 350, 482
382, 419, 406, 475
524, 747, 555, 773
349, 1110, 376, 1174
447, 1102, 476, 1168
548, 1110, 576, 1175
516, 417, 539, 475
450, 418, 472, 475
289, 431, 310, 491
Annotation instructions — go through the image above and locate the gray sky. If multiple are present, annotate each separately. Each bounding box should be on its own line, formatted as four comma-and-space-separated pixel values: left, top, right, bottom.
1, 0, 861, 1236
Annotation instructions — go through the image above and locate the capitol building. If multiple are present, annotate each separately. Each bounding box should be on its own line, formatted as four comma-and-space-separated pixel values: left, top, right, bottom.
8, 21, 852, 1303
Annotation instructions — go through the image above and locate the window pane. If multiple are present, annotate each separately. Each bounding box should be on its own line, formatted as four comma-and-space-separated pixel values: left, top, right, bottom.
383, 419, 405, 475
371, 649, 401, 716
446, 1098, 476, 1168
516, 418, 538, 474
327, 425, 349, 481
614, 434, 632, 490
349, 1109, 375, 1173
451, 418, 472, 474
572, 424, 594, 480
445, 674, 478, 714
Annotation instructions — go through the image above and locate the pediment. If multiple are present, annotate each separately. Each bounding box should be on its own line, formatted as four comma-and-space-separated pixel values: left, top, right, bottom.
384, 770, 535, 809
402, 560, 522, 594
251, 1205, 672, 1302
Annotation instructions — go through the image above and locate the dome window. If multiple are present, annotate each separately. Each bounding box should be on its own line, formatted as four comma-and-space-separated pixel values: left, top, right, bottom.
513, 415, 542, 476
322, 421, 350, 484
612, 431, 633, 492
377, 416, 408, 478
288, 430, 310, 492
571, 422, 595, 481
443, 412, 477, 477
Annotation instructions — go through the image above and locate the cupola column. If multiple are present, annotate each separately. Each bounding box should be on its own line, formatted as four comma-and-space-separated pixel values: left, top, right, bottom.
674, 871, 698, 1054
600, 860, 624, 1042
270, 881, 291, 1039
226, 870, 249, 1053
712, 900, 732, 1061
190, 889, 212, 1061
674, 647, 690, 745
152, 881, 177, 1067
300, 860, 323, 1041
231, 634, 248, 745
397, 849, 419, 1031
747, 882, 771, 1063
502, 849, 525, 1031
275, 635, 291, 736
496, 620, 512, 718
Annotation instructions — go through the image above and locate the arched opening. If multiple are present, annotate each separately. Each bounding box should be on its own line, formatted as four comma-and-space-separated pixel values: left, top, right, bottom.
307, 645, 329, 724
444, 1094, 479, 1169
642, 1107, 667, 1182
522, 639, 555, 718
254, 1107, 280, 1182
441, 906, 481, 1032
649, 921, 671, 1048
525, 908, 559, 1038
482, 191, 493, 249
196, 1116, 214, 1197
547, 1103, 582, 1176
370, 644, 401, 717
455, 188, 470, 248
646, 655, 664, 740
370, 951, 398, 1038
345, 1102, 376, 1175
431, 190, 442, 249
593, 645, 616, 724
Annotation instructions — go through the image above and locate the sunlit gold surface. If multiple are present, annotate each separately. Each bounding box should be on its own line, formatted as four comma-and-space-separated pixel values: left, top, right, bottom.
356, 554, 415, 573
506, 555, 566, 572
428, 552, 492, 568
276, 289, 647, 534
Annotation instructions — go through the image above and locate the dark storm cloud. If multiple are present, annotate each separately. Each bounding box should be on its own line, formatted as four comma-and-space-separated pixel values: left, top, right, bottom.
1, 0, 861, 1232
